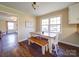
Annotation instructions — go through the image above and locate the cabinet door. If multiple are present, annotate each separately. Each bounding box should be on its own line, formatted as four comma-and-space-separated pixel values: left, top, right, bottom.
69, 3, 79, 24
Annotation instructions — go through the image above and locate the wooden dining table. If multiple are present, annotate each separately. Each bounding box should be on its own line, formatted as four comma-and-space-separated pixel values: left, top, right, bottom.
28, 32, 56, 55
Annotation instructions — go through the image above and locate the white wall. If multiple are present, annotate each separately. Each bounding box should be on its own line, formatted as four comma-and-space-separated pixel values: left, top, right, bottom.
18, 15, 36, 42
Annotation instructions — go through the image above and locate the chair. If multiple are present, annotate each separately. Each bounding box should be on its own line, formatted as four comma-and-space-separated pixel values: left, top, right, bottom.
54, 32, 62, 55
48, 32, 62, 55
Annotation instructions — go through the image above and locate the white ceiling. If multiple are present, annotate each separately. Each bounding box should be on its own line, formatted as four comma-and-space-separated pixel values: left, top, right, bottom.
0, 12, 14, 17
0, 2, 76, 16
0, 12, 17, 21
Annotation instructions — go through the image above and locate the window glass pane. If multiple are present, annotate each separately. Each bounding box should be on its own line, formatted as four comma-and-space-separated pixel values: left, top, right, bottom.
56, 17, 60, 24
42, 19, 49, 25
56, 25, 60, 28
50, 25, 60, 32
56, 28, 60, 32
50, 25, 57, 32
50, 18, 56, 24
56, 25, 60, 32
8, 22, 14, 30
42, 25, 48, 32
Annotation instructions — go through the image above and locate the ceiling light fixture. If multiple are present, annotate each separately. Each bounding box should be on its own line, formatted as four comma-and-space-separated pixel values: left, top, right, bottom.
32, 2, 39, 10
32, 2, 39, 15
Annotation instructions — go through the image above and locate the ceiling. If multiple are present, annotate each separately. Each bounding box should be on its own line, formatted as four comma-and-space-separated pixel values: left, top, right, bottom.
0, 12, 14, 17
0, 12, 17, 21
0, 2, 76, 16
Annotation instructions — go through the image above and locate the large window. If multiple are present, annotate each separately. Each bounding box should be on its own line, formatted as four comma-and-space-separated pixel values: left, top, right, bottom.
41, 16, 61, 37
8, 22, 15, 30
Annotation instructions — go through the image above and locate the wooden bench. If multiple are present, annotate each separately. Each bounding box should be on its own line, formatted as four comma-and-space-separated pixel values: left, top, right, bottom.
28, 37, 48, 55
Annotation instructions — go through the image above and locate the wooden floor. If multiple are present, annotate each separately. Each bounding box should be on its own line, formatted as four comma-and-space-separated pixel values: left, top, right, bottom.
0, 33, 79, 57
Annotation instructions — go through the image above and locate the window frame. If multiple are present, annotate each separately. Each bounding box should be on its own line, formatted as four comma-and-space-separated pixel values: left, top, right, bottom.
41, 16, 61, 37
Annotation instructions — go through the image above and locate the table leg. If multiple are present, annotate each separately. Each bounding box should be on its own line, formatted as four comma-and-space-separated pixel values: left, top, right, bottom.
45, 45, 48, 52
48, 39, 52, 54
42, 46, 45, 55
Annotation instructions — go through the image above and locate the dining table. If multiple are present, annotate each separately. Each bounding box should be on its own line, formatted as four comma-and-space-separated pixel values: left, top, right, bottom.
29, 32, 56, 54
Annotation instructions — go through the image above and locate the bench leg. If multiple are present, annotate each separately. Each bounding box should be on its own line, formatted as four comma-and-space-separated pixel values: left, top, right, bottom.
42, 46, 45, 55
45, 45, 48, 52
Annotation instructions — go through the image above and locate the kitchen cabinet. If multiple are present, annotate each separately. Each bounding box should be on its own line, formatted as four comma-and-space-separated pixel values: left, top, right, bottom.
69, 3, 79, 24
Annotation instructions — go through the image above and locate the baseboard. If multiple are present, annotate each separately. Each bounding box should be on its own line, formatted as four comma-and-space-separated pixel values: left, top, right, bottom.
59, 41, 79, 48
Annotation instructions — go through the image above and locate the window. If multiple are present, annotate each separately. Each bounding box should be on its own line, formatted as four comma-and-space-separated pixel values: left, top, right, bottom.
41, 19, 49, 35
8, 22, 14, 30
41, 16, 61, 37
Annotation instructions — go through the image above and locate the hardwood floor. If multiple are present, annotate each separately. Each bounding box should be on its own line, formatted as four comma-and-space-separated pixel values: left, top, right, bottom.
0, 33, 79, 57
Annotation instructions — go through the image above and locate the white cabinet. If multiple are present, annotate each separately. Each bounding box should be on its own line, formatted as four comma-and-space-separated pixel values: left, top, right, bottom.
69, 3, 79, 24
